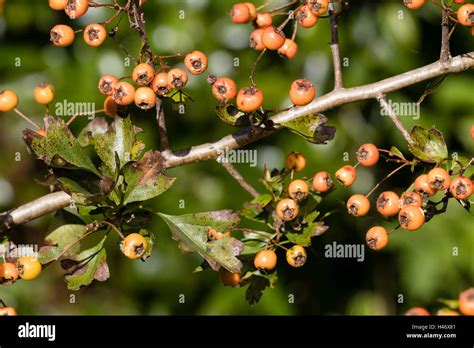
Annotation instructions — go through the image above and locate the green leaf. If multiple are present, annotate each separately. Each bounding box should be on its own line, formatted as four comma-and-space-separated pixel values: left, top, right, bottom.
241, 240, 267, 256
390, 146, 406, 160
240, 194, 273, 222
138, 229, 155, 260
286, 221, 328, 246
63, 236, 108, 291
280, 113, 336, 144
408, 126, 448, 163
23, 116, 101, 176
215, 104, 250, 127
37, 246, 62, 264
159, 210, 243, 273
166, 89, 193, 104
45, 224, 88, 257
245, 271, 278, 305
123, 151, 176, 204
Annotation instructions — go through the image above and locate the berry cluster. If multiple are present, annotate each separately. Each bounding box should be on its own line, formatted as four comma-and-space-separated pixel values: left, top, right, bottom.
0, 257, 42, 286
405, 288, 474, 316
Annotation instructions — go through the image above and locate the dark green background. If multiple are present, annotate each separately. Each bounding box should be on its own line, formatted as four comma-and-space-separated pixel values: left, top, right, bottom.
0, 0, 472, 315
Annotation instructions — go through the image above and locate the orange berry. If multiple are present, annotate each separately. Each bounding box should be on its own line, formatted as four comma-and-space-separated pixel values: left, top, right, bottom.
261, 26, 285, 50
308, 0, 329, 15
236, 87, 263, 113
457, 4, 474, 26
376, 191, 400, 217
254, 249, 277, 270
245, 2, 257, 21
98, 74, 119, 96
120, 233, 148, 260
256, 13, 272, 28
312, 171, 333, 192
36, 129, 47, 137
403, 0, 425, 10
16, 257, 42, 281
347, 194, 370, 217
414, 174, 437, 197
151, 72, 171, 96
335, 165, 357, 187
458, 288, 474, 315
0, 89, 19, 112
104, 96, 118, 117
219, 268, 241, 286
249, 28, 265, 51
405, 307, 430, 316
398, 206, 425, 231
112, 81, 136, 106
134, 87, 157, 110
366, 226, 388, 250
356, 143, 379, 167
34, 83, 55, 105
184, 50, 208, 75
399, 191, 423, 209
211, 77, 237, 101
289, 79, 315, 106
49, 0, 68, 10
50, 24, 75, 47
427, 167, 450, 191
208, 228, 231, 241
0, 307, 17, 316
276, 198, 299, 221
133, 63, 155, 86
167, 68, 188, 89
288, 179, 309, 201
296, 5, 319, 29
285, 152, 306, 172
449, 176, 473, 200
278, 39, 298, 59
286, 245, 307, 268
0, 262, 19, 285
436, 308, 460, 316
65, 0, 89, 19
230, 3, 251, 23
83, 23, 107, 47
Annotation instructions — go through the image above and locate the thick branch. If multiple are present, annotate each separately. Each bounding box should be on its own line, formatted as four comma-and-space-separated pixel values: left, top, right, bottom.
377, 95, 415, 145
219, 161, 259, 198
163, 52, 474, 168
329, 7, 343, 89
440, 6, 451, 62
0, 192, 72, 233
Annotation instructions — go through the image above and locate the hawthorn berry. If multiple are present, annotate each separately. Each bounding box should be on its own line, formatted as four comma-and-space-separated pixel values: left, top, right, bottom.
356, 143, 379, 167
134, 87, 157, 110
278, 39, 298, 60
98, 74, 119, 96
261, 26, 286, 50
457, 4, 474, 26
449, 176, 473, 200
50, 24, 75, 47
184, 50, 208, 75
65, 0, 89, 19
151, 72, 171, 96
83, 24, 107, 47
427, 167, 450, 191
167, 68, 188, 89
296, 5, 319, 29
458, 288, 474, 315
399, 191, 423, 209
208, 228, 231, 241
230, 3, 252, 23
0, 307, 17, 316
347, 194, 370, 217
245, 2, 258, 21
288, 179, 309, 201
36, 129, 48, 138
405, 307, 430, 316
289, 79, 315, 106
376, 191, 400, 217
414, 174, 437, 197
276, 198, 299, 221
308, 0, 329, 16
132, 63, 155, 86
366, 226, 388, 251
49, 0, 68, 10
219, 268, 241, 287
436, 308, 460, 316
398, 205, 425, 231
256, 13, 272, 28
34, 83, 55, 105
211, 77, 237, 101
113, 81, 136, 106
254, 249, 277, 271
312, 171, 333, 193
249, 28, 266, 51
0, 262, 19, 285
16, 257, 42, 281
104, 96, 118, 117
403, 0, 425, 10
286, 245, 307, 268
120, 233, 148, 260
285, 152, 306, 172
236, 87, 263, 113
335, 165, 357, 187
0, 89, 19, 112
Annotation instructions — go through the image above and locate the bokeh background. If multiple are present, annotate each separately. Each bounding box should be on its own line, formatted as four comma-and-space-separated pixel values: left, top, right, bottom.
0, 0, 473, 315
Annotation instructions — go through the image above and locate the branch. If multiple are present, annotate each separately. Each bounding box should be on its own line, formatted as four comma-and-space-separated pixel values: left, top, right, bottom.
129, 0, 153, 61
377, 95, 415, 145
440, 4, 451, 63
219, 161, 260, 198
0, 192, 72, 233
156, 98, 170, 151
162, 52, 474, 168
329, 5, 343, 89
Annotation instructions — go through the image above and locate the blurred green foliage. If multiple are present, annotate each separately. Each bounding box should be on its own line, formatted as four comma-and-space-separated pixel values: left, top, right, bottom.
0, 0, 472, 315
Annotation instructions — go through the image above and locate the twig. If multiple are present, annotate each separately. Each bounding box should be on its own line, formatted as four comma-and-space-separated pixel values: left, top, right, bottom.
329, 4, 343, 89
377, 95, 415, 145
440, 2, 451, 63
156, 98, 169, 151
365, 163, 410, 198
13, 109, 41, 130
219, 161, 259, 198
249, 49, 267, 87
129, 0, 153, 61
